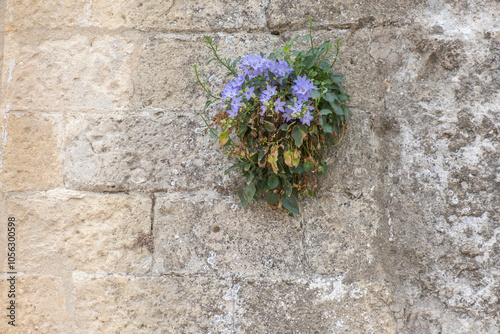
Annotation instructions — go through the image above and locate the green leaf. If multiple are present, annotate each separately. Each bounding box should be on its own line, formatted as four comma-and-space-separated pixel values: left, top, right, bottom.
320, 109, 332, 115
205, 59, 214, 65
282, 179, 293, 197
303, 161, 314, 172
282, 195, 300, 215
338, 93, 349, 102
303, 55, 317, 69
331, 103, 344, 115
244, 182, 256, 202
224, 163, 242, 175
311, 90, 321, 99
323, 92, 337, 104
266, 192, 279, 205
219, 130, 230, 146
246, 174, 255, 184
292, 125, 307, 147
330, 74, 344, 83
209, 129, 218, 138
342, 105, 353, 115
237, 116, 250, 137
264, 121, 275, 132
301, 34, 311, 40
278, 123, 288, 132
323, 123, 333, 134
204, 100, 213, 110
238, 188, 249, 210
293, 164, 304, 174
319, 116, 326, 127
267, 175, 279, 189
318, 162, 328, 175
307, 189, 314, 198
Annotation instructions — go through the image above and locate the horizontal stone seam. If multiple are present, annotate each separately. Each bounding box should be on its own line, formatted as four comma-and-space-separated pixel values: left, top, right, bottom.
2, 20, 411, 41
70, 271, 354, 283
1, 188, 150, 197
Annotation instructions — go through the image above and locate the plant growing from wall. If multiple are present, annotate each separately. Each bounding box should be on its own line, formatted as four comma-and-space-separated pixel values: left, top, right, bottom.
193, 17, 351, 215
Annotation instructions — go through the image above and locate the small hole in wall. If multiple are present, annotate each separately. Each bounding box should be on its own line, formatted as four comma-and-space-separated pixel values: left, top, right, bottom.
213, 226, 220, 233
271, 31, 280, 36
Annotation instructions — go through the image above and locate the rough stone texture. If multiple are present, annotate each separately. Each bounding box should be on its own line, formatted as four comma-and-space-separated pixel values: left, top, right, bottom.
92, 0, 268, 32
235, 278, 395, 333
266, 0, 427, 31
153, 190, 303, 277
63, 110, 237, 192
1, 0, 499, 332
5, 0, 267, 32
5, 190, 152, 275
0, 112, 62, 191
134, 33, 282, 111
0, 274, 71, 334
2, 32, 135, 112
72, 273, 233, 334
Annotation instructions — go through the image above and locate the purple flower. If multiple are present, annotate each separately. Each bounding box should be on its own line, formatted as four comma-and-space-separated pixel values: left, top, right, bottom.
283, 101, 303, 121
221, 85, 238, 102
291, 75, 317, 101
274, 97, 286, 114
243, 86, 255, 101
227, 109, 238, 118
260, 105, 267, 116
270, 59, 294, 78
241, 54, 271, 78
228, 96, 243, 118
300, 110, 314, 126
261, 84, 277, 99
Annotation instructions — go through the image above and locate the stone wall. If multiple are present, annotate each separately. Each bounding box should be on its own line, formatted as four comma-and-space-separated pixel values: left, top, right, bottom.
0, 0, 499, 333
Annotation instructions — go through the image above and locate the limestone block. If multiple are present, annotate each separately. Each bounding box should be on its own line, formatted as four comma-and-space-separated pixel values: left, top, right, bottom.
92, 0, 267, 32
2, 32, 135, 112
265, 0, 426, 31
5, 190, 152, 275
0, 112, 62, 192
4, 0, 96, 31
320, 109, 379, 194
63, 110, 238, 192
153, 190, 303, 277
134, 33, 282, 111
301, 194, 380, 277
73, 273, 233, 333
235, 278, 396, 333
0, 274, 71, 334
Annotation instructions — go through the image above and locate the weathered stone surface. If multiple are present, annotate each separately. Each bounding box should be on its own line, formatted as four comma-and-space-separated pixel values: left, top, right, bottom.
92, 0, 267, 32
5, 0, 267, 32
0, 274, 71, 334
4, 0, 96, 31
360, 3, 500, 332
302, 194, 380, 278
1, 0, 499, 332
0, 112, 62, 191
73, 273, 233, 333
134, 33, 282, 111
266, 0, 426, 31
5, 190, 152, 274
235, 278, 396, 333
2, 32, 135, 112
63, 110, 237, 192
153, 190, 303, 277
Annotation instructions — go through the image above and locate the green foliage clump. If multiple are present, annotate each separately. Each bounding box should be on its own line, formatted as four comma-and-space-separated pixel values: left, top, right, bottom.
194, 17, 351, 215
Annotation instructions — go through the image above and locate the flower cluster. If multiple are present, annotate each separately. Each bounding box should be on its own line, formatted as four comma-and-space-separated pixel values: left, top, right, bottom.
194, 17, 351, 215
221, 55, 318, 126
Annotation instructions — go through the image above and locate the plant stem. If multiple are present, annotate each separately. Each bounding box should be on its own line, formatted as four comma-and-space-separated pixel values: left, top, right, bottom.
193, 64, 220, 100
205, 37, 238, 77
199, 113, 219, 139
